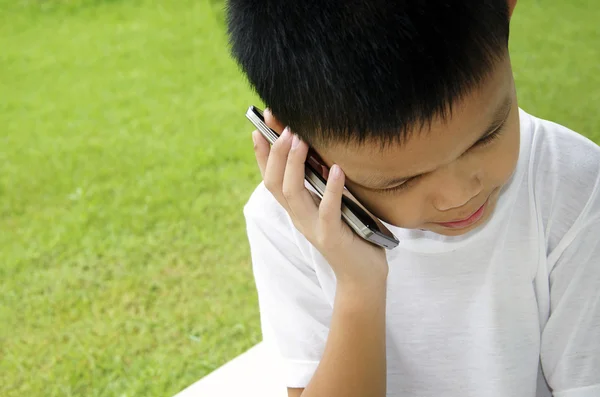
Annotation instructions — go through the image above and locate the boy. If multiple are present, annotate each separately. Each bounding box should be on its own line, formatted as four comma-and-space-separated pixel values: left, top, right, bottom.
226, 1, 600, 396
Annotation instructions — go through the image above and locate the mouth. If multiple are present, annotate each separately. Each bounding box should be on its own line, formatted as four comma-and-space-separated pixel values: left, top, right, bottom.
434, 198, 489, 230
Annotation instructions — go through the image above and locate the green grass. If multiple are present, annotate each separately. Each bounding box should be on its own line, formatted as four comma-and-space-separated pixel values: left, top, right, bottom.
0, 0, 598, 396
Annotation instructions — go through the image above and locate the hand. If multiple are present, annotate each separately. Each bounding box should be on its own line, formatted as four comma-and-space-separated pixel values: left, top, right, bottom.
251, 109, 389, 287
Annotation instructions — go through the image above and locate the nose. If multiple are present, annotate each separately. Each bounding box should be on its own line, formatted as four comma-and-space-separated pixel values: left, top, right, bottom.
432, 163, 483, 212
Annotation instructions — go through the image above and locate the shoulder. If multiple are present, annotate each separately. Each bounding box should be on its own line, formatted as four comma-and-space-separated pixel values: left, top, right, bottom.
244, 181, 298, 227
243, 182, 324, 293
243, 181, 312, 253
527, 112, 600, 177
521, 110, 600, 252
244, 181, 284, 220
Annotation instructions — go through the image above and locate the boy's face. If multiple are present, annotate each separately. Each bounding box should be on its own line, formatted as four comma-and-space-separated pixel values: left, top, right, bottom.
317, 55, 520, 236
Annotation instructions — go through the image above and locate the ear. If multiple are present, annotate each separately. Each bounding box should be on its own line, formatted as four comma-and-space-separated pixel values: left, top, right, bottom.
507, 0, 518, 17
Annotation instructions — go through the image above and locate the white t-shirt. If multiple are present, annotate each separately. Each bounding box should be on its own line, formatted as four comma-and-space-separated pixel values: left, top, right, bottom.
243, 109, 600, 397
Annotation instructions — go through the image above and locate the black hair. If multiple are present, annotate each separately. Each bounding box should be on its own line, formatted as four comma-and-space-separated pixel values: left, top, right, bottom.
226, 0, 510, 148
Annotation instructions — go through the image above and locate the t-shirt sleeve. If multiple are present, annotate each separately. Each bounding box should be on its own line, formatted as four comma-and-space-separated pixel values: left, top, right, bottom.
541, 218, 600, 397
532, 118, 600, 396
243, 183, 332, 388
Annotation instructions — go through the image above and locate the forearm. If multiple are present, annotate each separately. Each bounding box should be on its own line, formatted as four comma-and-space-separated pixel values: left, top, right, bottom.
302, 279, 388, 397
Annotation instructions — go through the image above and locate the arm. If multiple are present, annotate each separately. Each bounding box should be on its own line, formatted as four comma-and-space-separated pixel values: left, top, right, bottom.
300, 280, 387, 397
247, 195, 388, 397
542, 219, 600, 396
251, 110, 390, 397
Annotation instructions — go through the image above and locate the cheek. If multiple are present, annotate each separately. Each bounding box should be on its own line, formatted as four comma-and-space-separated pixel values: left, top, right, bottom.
348, 122, 521, 229
485, 124, 521, 185
351, 192, 427, 228
489, 101, 521, 182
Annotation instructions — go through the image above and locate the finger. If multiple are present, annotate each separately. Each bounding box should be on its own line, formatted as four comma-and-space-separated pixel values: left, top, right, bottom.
264, 108, 286, 134
318, 164, 346, 234
252, 130, 270, 178
282, 134, 319, 225
263, 126, 293, 207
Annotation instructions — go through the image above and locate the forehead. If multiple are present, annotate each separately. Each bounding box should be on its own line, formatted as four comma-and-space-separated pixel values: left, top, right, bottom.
318, 60, 514, 183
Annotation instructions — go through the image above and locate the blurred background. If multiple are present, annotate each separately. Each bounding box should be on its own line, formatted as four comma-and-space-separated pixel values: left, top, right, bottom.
0, 0, 598, 396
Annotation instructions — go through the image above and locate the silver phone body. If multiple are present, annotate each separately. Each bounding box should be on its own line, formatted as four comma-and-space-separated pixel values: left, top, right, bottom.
246, 106, 399, 250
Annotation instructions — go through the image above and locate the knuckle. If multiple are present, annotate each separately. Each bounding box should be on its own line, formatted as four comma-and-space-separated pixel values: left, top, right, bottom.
318, 204, 332, 222
290, 144, 306, 159
315, 213, 344, 251
271, 137, 285, 152
315, 231, 327, 247
315, 228, 336, 250
282, 186, 295, 201
263, 179, 277, 193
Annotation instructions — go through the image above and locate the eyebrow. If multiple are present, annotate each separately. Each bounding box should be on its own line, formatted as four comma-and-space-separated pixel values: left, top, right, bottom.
355, 95, 513, 190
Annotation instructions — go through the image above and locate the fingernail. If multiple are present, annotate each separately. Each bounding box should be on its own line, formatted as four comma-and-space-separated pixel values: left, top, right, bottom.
331, 164, 341, 179
282, 126, 290, 139
291, 134, 300, 149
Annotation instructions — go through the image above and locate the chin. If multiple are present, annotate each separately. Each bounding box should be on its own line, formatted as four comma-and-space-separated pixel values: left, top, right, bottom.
429, 222, 483, 236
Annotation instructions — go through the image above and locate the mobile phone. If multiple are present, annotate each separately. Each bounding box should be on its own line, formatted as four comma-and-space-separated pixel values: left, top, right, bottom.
246, 106, 399, 250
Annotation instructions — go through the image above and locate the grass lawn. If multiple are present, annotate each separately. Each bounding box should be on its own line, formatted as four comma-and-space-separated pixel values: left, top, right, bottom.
0, 0, 598, 396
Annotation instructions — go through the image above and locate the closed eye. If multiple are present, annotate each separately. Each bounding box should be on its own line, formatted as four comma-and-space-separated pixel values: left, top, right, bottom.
375, 175, 421, 195
375, 120, 507, 196
470, 120, 506, 149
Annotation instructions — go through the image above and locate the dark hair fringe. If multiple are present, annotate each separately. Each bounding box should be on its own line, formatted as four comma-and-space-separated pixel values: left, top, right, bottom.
227, 0, 510, 148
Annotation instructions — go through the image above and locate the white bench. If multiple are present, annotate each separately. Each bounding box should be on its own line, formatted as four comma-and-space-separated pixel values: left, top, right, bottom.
175, 342, 288, 397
